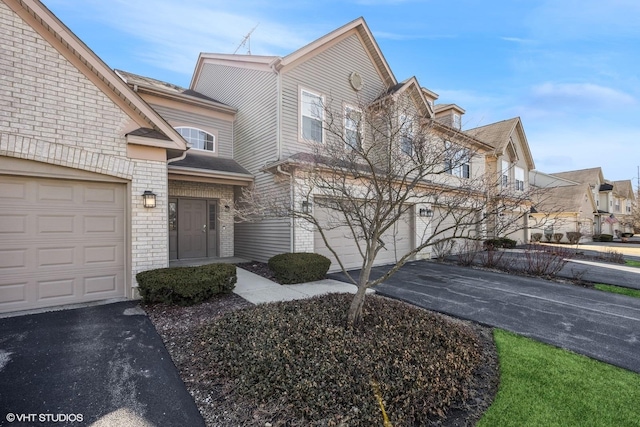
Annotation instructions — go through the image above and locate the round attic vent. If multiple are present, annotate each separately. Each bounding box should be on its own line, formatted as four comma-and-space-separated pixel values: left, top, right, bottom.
349, 71, 363, 91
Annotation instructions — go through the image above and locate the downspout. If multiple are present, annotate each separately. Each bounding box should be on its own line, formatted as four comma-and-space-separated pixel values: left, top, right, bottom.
277, 165, 295, 252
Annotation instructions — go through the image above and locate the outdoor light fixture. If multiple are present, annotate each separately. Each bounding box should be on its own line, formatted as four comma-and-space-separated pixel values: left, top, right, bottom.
419, 207, 433, 217
302, 200, 312, 214
142, 190, 157, 208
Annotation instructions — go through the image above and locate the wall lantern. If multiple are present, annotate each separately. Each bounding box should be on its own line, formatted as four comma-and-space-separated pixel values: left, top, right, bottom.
142, 190, 157, 208
302, 200, 312, 214
528, 206, 537, 220
419, 207, 433, 217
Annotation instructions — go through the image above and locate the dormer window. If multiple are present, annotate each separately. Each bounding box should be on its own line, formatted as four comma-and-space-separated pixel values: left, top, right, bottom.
453, 113, 461, 130
176, 127, 215, 152
399, 114, 414, 155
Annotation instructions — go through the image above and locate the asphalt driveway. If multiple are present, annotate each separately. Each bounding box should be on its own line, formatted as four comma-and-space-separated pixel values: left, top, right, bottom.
0, 301, 204, 427
331, 260, 640, 374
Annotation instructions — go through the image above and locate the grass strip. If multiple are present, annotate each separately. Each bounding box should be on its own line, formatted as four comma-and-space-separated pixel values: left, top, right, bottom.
478, 329, 640, 427
594, 283, 640, 299
625, 259, 640, 268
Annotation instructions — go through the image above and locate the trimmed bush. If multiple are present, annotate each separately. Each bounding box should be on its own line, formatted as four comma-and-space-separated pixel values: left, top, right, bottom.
553, 233, 564, 243
268, 252, 331, 284
484, 237, 517, 249
593, 233, 614, 242
136, 263, 236, 305
566, 231, 582, 244
531, 233, 543, 242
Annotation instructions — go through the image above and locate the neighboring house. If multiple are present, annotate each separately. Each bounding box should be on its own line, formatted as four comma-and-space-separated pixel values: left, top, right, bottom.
545, 168, 635, 237
465, 117, 536, 244
0, 0, 251, 313
528, 171, 596, 242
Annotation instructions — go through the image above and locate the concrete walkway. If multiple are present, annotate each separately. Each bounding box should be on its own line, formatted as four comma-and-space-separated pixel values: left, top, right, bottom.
233, 268, 372, 304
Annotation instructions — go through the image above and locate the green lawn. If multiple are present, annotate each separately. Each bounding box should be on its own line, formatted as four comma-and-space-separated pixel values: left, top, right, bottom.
478, 329, 640, 427
625, 259, 640, 268
594, 283, 640, 299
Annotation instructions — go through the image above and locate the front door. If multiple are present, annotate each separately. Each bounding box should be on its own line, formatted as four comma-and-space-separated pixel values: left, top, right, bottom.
178, 199, 207, 258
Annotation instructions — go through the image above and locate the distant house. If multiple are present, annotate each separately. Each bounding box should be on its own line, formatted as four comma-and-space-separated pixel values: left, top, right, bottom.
530, 167, 635, 240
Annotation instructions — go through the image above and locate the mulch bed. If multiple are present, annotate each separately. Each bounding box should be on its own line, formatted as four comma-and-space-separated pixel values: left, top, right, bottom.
144, 289, 499, 426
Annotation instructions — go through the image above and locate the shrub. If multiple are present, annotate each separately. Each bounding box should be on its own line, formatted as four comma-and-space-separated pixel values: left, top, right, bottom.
531, 233, 543, 242
136, 263, 236, 305
268, 252, 331, 284
484, 237, 517, 249
455, 240, 482, 266
433, 239, 456, 260
566, 232, 582, 244
599, 233, 614, 242
199, 293, 486, 426
544, 232, 553, 242
553, 233, 564, 243
523, 245, 573, 277
621, 232, 634, 238
592, 234, 601, 242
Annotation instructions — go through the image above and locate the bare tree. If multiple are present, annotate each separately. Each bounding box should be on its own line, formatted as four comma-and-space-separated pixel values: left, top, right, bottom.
236, 91, 546, 328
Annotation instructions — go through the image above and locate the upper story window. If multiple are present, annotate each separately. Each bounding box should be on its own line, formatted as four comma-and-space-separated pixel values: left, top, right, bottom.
515, 166, 525, 191
444, 141, 471, 178
301, 90, 323, 143
399, 114, 414, 155
176, 127, 215, 152
344, 106, 362, 150
453, 113, 461, 130
501, 160, 510, 187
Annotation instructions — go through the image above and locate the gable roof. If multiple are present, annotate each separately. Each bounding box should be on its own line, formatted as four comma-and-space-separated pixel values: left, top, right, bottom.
465, 117, 535, 169
191, 17, 396, 89
613, 180, 635, 200
550, 167, 604, 187
376, 77, 434, 118
4, 0, 187, 155
536, 183, 595, 213
434, 103, 465, 114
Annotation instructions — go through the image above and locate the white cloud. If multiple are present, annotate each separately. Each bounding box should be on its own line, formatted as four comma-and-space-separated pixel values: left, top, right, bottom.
530, 82, 636, 108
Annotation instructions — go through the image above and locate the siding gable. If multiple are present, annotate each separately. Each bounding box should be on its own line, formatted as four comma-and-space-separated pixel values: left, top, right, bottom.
280, 33, 387, 157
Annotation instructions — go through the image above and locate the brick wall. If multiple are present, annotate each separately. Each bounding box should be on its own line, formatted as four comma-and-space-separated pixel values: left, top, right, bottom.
168, 180, 235, 257
1, 2, 169, 295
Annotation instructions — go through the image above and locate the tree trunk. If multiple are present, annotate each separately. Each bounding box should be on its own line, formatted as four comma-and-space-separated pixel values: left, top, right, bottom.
347, 284, 368, 329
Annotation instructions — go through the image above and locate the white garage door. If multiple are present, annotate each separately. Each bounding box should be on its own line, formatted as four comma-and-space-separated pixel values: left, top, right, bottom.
0, 175, 126, 313
314, 206, 413, 272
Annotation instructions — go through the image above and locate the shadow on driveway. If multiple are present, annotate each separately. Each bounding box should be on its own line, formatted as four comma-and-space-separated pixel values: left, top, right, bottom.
0, 301, 204, 426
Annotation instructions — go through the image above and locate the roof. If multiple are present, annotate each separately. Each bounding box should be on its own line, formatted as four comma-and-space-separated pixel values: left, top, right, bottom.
115, 69, 235, 113
465, 117, 535, 169
550, 167, 604, 187
126, 128, 171, 141
613, 180, 635, 199
535, 184, 592, 213
169, 152, 251, 176
434, 103, 465, 114
191, 17, 396, 90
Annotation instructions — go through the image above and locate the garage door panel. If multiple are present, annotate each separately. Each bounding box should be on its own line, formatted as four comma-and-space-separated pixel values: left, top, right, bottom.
314, 205, 413, 272
0, 175, 126, 313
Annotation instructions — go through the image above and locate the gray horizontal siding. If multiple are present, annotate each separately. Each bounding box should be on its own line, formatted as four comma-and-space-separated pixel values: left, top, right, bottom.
195, 64, 289, 260
149, 104, 234, 158
281, 33, 386, 157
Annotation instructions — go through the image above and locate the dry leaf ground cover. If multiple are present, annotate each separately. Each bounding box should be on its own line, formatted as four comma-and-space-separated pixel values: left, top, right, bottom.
145, 292, 498, 426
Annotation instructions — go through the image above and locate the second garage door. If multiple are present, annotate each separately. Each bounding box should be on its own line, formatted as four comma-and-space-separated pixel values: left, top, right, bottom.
314, 205, 413, 272
0, 175, 126, 313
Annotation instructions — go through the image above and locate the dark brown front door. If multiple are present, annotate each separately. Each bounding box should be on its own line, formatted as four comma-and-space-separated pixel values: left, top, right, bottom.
178, 199, 207, 258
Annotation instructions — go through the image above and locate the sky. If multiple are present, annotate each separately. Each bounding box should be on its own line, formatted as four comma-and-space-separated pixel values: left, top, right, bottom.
42, 0, 640, 186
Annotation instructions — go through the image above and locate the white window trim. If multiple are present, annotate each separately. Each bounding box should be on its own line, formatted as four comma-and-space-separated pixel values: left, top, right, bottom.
399, 113, 414, 156
514, 166, 525, 191
175, 126, 217, 153
502, 160, 510, 188
344, 104, 363, 150
299, 88, 324, 143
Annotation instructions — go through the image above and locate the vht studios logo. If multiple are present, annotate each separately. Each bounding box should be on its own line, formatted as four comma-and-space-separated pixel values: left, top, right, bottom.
5, 413, 84, 423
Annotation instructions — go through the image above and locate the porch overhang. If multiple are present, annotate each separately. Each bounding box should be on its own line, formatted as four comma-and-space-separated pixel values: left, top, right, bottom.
168, 166, 253, 186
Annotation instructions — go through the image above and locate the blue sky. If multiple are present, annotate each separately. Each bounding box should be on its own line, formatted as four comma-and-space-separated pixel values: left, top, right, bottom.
43, 0, 640, 185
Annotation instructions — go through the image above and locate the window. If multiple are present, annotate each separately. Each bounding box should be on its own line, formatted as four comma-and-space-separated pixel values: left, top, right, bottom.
168, 201, 177, 231
399, 114, 414, 155
502, 160, 510, 187
443, 141, 470, 178
453, 113, 461, 130
175, 127, 215, 151
515, 166, 525, 191
344, 106, 362, 150
301, 90, 323, 143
